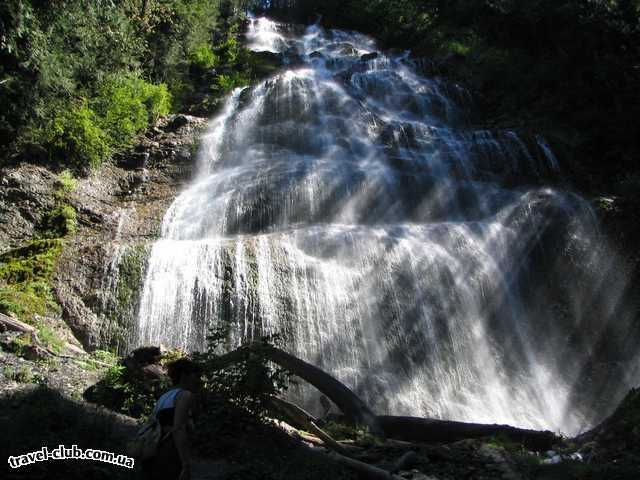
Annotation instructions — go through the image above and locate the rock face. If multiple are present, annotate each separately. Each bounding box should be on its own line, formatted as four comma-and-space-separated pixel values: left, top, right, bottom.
0, 165, 58, 253
54, 114, 207, 352
0, 114, 207, 352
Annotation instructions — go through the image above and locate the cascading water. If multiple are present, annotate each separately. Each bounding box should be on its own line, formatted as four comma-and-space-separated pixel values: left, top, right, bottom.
135, 17, 639, 435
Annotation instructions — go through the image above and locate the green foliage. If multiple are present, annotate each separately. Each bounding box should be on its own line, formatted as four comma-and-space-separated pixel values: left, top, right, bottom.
143, 0, 227, 105
190, 44, 220, 70
483, 433, 523, 451
36, 102, 110, 169
160, 348, 186, 365
35, 322, 65, 354
0, 155, 80, 322
0, 0, 143, 157
0, 239, 63, 320
94, 72, 171, 148
196, 323, 290, 419
90, 349, 119, 365
93, 363, 156, 417
56, 170, 77, 195
190, 324, 355, 480
321, 420, 379, 445
103, 364, 126, 388
22, 71, 171, 171
43, 205, 77, 237
9, 332, 33, 357
86, 360, 169, 418
216, 71, 251, 93
36, 356, 61, 370
216, 33, 243, 64
3, 364, 36, 383
1, 0, 247, 168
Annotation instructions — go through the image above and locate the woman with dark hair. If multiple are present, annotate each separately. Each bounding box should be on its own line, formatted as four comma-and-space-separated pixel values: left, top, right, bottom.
143, 358, 203, 480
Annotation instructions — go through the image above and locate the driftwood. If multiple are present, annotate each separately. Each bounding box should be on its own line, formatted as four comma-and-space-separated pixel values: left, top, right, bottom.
215, 343, 558, 451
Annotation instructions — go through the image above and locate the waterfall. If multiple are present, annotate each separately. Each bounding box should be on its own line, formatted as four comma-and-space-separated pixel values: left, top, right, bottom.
135, 17, 639, 435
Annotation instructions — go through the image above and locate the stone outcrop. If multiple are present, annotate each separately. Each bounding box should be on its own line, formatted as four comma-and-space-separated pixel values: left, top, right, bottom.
0, 164, 58, 253
0, 114, 207, 352
54, 114, 207, 352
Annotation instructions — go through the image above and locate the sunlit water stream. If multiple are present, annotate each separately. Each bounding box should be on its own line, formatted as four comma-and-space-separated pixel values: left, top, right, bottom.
134, 16, 639, 435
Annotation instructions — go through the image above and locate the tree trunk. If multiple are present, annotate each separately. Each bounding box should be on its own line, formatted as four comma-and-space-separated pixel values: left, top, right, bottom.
268, 396, 353, 455
211, 344, 385, 436
211, 344, 559, 450
377, 416, 557, 451
0, 313, 36, 334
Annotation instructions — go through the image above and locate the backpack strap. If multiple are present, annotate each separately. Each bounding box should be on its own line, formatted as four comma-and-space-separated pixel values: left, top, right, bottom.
153, 387, 184, 416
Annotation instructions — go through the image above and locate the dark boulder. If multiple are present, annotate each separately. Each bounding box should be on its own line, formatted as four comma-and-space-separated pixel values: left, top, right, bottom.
124, 345, 162, 368
166, 114, 191, 132
251, 50, 284, 79
360, 52, 379, 62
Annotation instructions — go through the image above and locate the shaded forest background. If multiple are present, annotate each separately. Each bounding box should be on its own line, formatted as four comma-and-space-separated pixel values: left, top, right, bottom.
0, 0, 257, 171
264, 0, 640, 194
1, 0, 639, 192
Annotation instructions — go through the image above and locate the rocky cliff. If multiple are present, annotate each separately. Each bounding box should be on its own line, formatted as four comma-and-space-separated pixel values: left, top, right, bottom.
0, 114, 206, 354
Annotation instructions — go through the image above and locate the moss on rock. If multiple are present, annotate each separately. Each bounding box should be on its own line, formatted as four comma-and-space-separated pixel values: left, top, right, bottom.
97, 243, 150, 352
0, 239, 63, 320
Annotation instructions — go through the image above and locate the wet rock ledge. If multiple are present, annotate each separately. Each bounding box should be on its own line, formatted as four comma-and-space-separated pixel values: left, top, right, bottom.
0, 114, 207, 353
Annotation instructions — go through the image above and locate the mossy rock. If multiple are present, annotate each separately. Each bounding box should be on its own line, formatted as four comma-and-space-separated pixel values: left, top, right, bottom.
0, 239, 63, 320
96, 243, 150, 352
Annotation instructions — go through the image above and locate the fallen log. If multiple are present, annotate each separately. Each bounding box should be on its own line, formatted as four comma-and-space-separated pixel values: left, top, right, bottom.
274, 418, 401, 479
276, 419, 329, 448
377, 416, 557, 451
325, 451, 403, 480
268, 396, 355, 455
0, 313, 36, 334
210, 343, 559, 451
212, 344, 385, 436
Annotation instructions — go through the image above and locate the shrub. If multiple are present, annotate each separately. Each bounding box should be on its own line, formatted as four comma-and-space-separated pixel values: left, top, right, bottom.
36, 322, 66, 354
217, 34, 242, 64
93, 72, 171, 149
196, 323, 289, 419
190, 44, 220, 69
39, 102, 110, 169
3, 365, 35, 383
85, 362, 169, 418
44, 204, 77, 237
0, 0, 148, 143
90, 349, 119, 365
56, 170, 77, 194
216, 71, 250, 93
8, 332, 33, 357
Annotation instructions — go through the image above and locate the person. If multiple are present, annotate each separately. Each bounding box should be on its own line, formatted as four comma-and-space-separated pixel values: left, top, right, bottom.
142, 357, 202, 480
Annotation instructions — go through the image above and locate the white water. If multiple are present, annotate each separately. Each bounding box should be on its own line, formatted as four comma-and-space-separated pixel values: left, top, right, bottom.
135, 17, 638, 435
